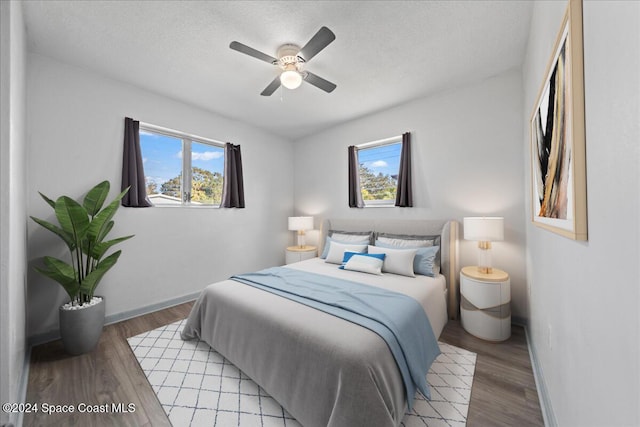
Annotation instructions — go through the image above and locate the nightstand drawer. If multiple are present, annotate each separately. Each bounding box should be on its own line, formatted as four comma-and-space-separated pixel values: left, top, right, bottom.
461, 275, 509, 308
461, 305, 511, 341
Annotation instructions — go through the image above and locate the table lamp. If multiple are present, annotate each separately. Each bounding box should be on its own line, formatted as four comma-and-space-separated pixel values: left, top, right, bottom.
288, 216, 314, 248
463, 217, 504, 274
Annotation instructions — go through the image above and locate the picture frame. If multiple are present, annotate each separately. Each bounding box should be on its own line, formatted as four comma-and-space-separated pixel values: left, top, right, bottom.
530, 0, 587, 241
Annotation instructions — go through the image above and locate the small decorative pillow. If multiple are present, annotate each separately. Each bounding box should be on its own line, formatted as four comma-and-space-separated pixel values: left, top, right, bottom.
341, 251, 365, 264
325, 242, 368, 264
368, 245, 417, 277
375, 240, 441, 277
339, 252, 386, 275
320, 235, 370, 259
413, 246, 440, 277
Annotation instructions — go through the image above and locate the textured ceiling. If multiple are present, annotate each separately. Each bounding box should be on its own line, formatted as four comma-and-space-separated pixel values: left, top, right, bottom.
22, 1, 532, 140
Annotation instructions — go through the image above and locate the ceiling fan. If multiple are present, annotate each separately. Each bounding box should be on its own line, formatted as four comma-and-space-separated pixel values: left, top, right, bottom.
230, 27, 337, 96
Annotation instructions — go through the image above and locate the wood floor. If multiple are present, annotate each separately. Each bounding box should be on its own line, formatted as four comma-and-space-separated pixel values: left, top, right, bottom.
24, 302, 544, 427
440, 321, 544, 426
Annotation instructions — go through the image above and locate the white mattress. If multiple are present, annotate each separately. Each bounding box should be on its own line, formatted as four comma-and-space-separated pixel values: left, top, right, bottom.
286, 257, 449, 338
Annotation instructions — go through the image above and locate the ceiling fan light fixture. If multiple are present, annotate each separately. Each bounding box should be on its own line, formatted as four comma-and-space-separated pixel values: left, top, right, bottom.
230, 27, 336, 96
280, 69, 302, 90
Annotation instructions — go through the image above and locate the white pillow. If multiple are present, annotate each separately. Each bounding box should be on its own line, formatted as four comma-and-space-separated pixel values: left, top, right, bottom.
320, 235, 370, 259
341, 254, 385, 275
368, 245, 417, 277
325, 242, 367, 264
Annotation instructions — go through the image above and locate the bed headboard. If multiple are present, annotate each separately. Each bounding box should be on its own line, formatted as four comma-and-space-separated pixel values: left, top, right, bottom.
320, 219, 460, 320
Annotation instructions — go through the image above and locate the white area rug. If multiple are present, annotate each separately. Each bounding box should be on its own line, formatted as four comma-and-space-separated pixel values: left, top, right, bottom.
128, 320, 477, 427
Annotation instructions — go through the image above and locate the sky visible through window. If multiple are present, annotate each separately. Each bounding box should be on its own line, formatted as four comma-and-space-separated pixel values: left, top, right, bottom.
358, 142, 401, 177
358, 141, 401, 202
140, 130, 224, 189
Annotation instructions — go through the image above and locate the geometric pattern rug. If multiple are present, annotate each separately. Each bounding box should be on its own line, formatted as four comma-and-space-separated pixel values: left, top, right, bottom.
128, 319, 477, 427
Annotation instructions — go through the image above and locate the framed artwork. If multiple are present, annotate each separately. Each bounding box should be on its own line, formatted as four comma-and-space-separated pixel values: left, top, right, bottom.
530, 0, 587, 241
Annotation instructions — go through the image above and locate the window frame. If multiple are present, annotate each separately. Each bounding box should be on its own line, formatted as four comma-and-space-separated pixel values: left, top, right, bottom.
355, 135, 403, 208
139, 122, 226, 208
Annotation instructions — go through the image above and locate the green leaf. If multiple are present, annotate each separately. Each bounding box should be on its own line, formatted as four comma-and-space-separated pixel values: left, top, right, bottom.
55, 196, 90, 242
79, 250, 121, 297
39, 192, 56, 209
86, 189, 128, 244
83, 181, 110, 217
97, 220, 114, 244
80, 220, 115, 256
91, 235, 134, 260
30, 216, 76, 251
35, 256, 80, 300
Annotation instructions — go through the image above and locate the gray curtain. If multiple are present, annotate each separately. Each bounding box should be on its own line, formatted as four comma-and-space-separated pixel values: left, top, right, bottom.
348, 146, 364, 208
395, 132, 413, 207
221, 143, 245, 208
121, 117, 152, 207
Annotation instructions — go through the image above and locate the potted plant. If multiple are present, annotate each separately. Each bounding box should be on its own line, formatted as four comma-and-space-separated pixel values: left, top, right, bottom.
30, 181, 133, 355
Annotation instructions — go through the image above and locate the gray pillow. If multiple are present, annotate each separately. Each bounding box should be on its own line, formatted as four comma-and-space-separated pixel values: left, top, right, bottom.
375, 232, 440, 247
329, 230, 374, 244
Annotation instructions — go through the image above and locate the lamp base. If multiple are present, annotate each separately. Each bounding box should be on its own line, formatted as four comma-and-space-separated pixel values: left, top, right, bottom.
477, 241, 493, 275
477, 266, 493, 274
297, 230, 306, 248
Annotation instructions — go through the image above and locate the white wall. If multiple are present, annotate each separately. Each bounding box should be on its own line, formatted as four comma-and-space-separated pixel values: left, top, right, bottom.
0, 1, 28, 425
26, 54, 294, 338
293, 70, 529, 320
523, 1, 640, 426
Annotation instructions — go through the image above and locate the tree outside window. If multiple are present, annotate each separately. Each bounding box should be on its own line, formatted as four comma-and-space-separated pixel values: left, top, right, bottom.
140, 127, 224, 206
357, 141, 401, 205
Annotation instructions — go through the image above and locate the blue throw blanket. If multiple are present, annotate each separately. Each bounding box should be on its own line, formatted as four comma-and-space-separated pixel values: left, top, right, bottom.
231, 267, 440, 407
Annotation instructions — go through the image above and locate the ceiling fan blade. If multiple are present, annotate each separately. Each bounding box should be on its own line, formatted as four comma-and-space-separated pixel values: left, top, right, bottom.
298, 27, 335, 62
230, 41, 277, 64
261, 76, 281, 96
304, 72, 336, 93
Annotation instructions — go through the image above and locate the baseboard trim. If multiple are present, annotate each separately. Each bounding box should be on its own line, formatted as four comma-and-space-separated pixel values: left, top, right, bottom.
512, 315, 527, 327
524, 325, 557, 427
15, 344, 31, 427
28, 292, 200, 347
104, 291, 200, 326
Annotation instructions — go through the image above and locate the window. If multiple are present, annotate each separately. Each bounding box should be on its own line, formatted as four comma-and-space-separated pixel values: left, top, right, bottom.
139, 124, 225, 206
356, 137, 402, 206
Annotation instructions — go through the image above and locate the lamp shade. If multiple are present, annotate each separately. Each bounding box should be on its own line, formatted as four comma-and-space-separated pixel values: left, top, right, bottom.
288, 216, 313, 231
280, 70, 303, 90
463, 217, 504, 241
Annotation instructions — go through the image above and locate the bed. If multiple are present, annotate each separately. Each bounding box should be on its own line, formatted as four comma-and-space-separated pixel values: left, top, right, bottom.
181, 219, 459, 427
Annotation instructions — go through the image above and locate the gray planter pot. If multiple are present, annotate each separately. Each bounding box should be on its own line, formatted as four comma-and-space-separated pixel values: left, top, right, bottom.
59, 297, 105, 355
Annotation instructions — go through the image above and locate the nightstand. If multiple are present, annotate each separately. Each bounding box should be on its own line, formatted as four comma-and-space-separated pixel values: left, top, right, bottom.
285, 246, 317, 264
460, 266, 511, 341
